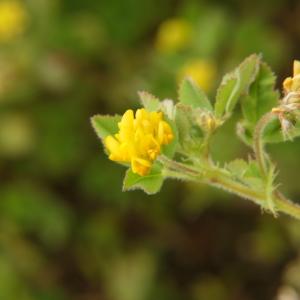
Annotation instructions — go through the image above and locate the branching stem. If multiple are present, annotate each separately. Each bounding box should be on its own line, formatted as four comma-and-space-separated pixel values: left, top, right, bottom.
164, 158, 300, 220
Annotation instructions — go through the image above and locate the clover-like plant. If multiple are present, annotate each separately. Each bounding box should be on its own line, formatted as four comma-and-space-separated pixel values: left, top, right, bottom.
91, 54, 300, 220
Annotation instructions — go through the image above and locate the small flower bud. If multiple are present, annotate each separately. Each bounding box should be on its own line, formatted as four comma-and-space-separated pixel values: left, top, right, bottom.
195, 111, 220, 133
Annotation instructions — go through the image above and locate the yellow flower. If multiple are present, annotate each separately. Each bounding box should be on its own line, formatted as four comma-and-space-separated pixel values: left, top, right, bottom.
105, 109, 173, 176
283, 60, 300, 93
155, 18, 191, 53
178, 59, 217, 93
0, 0, 27, 42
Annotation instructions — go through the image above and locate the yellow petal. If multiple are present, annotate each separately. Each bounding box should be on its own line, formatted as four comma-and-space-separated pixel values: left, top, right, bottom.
119, 109, 134, 130
150, 111, 162, 125
292, 75, 300, 92
162, 121, 173, 144
143, 134, 160, 160
157, 121, 165, 144
105, 135, 120, 154
283, 77, 293, 92
131, 157, 152, 176
104, 108, 173, 174
118, 109, 135, 141
294, 60, 300, 76
135, 108, 147, 121
105, 136, 130, 162
119, 142, 132, 161
157, 121, 173, 145
134, 127, 144, 143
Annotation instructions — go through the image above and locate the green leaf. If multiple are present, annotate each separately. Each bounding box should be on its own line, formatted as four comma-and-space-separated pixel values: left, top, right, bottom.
123, 164, 164, 195
226, 159, 264, 191
237, 118, 283, 146
175, 104, 193, 146
265, 119, 300, 143
238, 115, 300, 145
263, 118, 283, 143
138, 91, 160, 112
236, 121, 253, 147
226, 159, 248, 178
91, 114, 121, 140
215, 54, 260, 118
91, 114, 130, 167
243, 161, 264, 190
160, 99, 175, 120
244, 160, 261, 178
264, 164, 277, 215
241, 62, 279, 124
175, 103, 204, 153
178, 77, 212, 111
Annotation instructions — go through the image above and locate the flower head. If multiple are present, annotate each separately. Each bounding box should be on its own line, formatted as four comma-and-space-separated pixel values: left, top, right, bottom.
105, 109, 173, 176
0, 0, 27, 42
283, 60, 300, 93
177, 59, 217, 93
155, 18, 191, 53
271, 60, 300, 139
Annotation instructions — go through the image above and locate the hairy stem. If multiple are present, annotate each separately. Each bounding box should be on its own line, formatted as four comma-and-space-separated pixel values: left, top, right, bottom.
253, 113, 273, 177
275, 191, 300, 220
210, 172, 300, 220
253, 112, 275, 177
158, 155, 200, 177
164, 159, 300, 220
251, 112, 300, 218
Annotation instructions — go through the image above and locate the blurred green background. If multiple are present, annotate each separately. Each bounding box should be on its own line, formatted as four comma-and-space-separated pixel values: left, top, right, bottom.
1, 0, 300, 299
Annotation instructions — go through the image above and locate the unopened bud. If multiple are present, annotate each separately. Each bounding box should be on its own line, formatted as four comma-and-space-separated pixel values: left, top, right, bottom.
195, 111, 219, 133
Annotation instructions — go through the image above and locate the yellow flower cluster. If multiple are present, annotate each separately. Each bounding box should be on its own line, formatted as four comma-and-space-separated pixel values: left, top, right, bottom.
177, 59, 217, 92
105, 109, 173, 176
0, 0, 27, 42
283, 60, 300, 93
155, 18, 191, 53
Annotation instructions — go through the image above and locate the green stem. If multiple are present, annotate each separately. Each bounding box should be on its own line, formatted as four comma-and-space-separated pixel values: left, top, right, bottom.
275, 191, 300, 220
162, 168, 198, 182
164, 159, 300, 220
251, 112, 300, 218
204, 171, 264, 205
210, 172, 300, 220
158, 155, 200, 176
202, 133, 212, 161
253, 112, 275, 177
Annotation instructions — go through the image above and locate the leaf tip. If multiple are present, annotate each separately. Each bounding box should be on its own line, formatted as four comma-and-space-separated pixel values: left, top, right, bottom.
90, 114, 100, 131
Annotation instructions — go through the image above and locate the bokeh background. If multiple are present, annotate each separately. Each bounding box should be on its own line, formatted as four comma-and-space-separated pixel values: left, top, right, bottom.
1, 0, 300, 299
